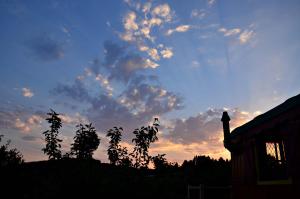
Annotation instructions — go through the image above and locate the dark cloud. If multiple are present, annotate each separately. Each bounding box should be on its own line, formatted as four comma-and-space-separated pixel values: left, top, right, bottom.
102, 41, 157, 83
87, 94, 139, 134
119, 80, 183, 118
51, 39, 183, 141
53, 79, 183, 139
103, 41, 125, 67
89, 58, 101, 75
0, 110, 19, 130
0, 105, 46, 132
22, 135, 41, 142
52, 79, 91, 102
165, 108, 250, 144
110, 54, 146, 83
26, 34, 65, 61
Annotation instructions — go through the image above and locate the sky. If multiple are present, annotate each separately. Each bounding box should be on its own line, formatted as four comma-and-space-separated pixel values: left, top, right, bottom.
1, 0, 300, 164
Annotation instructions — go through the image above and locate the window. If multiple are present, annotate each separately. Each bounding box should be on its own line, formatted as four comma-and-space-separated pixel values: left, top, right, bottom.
265, 141, 285, 165
256, 139, 288, 182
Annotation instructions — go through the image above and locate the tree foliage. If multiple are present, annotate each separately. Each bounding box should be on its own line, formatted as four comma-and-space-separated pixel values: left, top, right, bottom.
106, 127, 132, 166
42, 109, 62, 160
131, 118, 159, 168
182, 155, 231, 185
71, 123, 100, 159
152, 154, 168, 170
0, 135, 24, 167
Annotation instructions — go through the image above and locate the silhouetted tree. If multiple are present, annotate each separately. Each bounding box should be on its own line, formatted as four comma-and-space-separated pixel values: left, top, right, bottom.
117, 147, 132, 167
71, 123, 100, 159
131, 118, 159, 168
181, 155, 231, 185
42, 109, 62, 160
0, 135, 24, 166
106, 127, 122, 165
106, 127, 132, 166
152, 153, 168, 170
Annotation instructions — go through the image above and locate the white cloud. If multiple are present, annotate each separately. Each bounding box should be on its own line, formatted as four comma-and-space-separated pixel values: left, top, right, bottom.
191, 9, 206, 19
120, 32, 134, 42
15, 118, 31, 132
145, 59, 159, 68
147, 48, 160, 61
140, 27, 151, 39
149, 18, 162, 26
219, 25, 255, 44
142, 2, 151, 13
27, 115, 43, 125
138, 45, 149, 52
218, 27, 241, 36
124, 11, 139, 31
22, 87, 34, 98
192, 60, 201, 68
120, 2, 178, 62
61, 26, 69, 34
95, 74, 114, 96
60, 112, 89, 125
14, 114, 43, 133
239, 29, 255, 44
176, 25, 190, 32
151, 4, 172, 21
161, 47, 173, 58
165, 108, 255, 145
166, 25, 191, 36
207, 0, 216, 7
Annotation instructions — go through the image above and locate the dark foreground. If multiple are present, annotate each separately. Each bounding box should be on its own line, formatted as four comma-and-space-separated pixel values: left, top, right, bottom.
1, 159, 231, 199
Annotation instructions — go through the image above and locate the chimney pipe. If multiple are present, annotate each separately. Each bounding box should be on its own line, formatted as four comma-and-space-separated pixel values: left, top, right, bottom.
221, 111, 231, 149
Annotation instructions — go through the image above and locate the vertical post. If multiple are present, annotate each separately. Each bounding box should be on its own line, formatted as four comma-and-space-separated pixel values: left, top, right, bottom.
221, 111, 231, 150
199, 184, 203, 199
188, 184, 190, 199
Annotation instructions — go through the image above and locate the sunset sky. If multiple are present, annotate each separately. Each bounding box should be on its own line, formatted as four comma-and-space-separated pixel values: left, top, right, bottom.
1, 0, 300, 164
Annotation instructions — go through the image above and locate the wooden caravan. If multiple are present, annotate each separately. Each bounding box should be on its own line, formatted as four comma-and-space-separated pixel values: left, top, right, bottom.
222, 94, 300, 199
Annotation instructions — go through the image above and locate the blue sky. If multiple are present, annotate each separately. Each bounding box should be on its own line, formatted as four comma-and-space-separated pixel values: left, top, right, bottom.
1, 0, 300, 163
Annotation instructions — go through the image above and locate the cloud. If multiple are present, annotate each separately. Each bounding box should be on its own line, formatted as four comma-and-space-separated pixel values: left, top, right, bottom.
119, 2, 175, 64
218, 28, 241, 36
95, 73, 114, 96
60, 113, 89, 125
52, 79, 92, 102
14, 114, 43, 133
22, 135, 41, 142
218, 25, 255, 44
61, 26, 71, 37
239, 29, 255, 44
142, 2, 151, 13
164, 108, 254, 145
15, 118, 31, 132
166, 25, 191, 36
145, 59, 159, 68
26, 34, 65, 61
151, 4, 172, 21
149, 138, 230, 163
207, 0, 216, 7
53, 40, 183, 139
102, 41, 159, 82
22, 87, 34, 98
0, 106, 45, 133
54, 74, 183, 139
147, 48, 160, 61
138, 45, 149, 52
124, 11, 139, 31
191, 60, 201, 68
160, 47, 173, 59
191, 9, 206, 19
27, 115, 43, 125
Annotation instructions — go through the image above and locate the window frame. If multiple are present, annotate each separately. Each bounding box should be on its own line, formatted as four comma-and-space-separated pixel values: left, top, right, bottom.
254, 135, 292, 185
